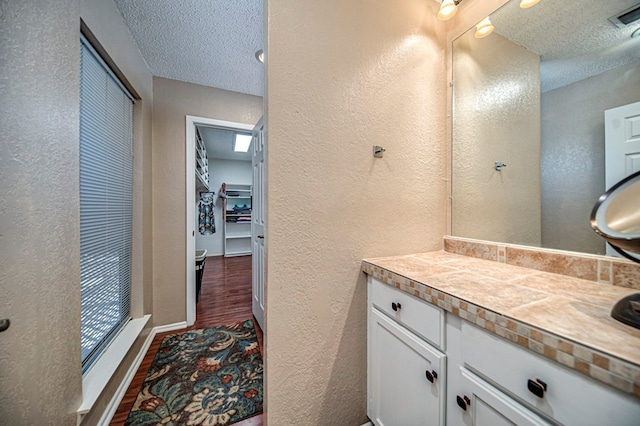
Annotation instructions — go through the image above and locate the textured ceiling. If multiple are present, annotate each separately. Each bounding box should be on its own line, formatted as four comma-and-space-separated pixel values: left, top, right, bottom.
113, 0, 263, 96
198, 126, 252, 162
113, 0, 639, 96
490, 0, 640, 92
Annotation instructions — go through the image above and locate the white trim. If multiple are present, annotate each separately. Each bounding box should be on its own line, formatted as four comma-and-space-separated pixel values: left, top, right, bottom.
77, 314, 151, 424
95, 321, 188, 425
153, 321, 189, 334
95, 325, 155, 425
186, 117, 196, 326
185, 116, 254, 327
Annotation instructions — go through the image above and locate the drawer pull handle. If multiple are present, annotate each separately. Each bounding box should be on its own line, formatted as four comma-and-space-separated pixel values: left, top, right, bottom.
456, 395, 470, 411
425, 370, 438, 383
527, 378, 547, 398
391, 302, 402, 312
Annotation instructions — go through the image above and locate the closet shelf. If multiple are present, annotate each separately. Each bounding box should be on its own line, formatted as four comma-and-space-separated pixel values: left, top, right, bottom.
226, 234, 251, 239
225, 249, 252, 257
195, 127, 209, 191
196, 172, 209, 192
219, 183, 253, 257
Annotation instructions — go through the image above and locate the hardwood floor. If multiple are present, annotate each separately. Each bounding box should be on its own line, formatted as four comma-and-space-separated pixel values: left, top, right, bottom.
110, 255, 263, 425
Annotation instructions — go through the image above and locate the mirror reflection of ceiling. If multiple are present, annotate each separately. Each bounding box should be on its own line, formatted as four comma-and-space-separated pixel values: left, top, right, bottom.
491, 0, 640, 92
198, 126, 252, 162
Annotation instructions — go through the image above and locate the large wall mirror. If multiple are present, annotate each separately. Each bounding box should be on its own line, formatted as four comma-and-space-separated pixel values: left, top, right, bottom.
452, 0, 640, 255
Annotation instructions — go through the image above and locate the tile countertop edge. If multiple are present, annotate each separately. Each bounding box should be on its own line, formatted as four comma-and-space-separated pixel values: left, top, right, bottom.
361, 259, 640, 399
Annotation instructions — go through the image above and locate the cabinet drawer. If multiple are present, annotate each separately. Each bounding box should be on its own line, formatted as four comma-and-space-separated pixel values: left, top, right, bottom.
461, 321, 640, 426
451, 366, 551, 426
370, 277, 444, 349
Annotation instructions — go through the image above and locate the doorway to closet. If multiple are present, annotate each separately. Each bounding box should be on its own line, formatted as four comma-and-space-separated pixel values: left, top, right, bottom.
186, 116, 256, 328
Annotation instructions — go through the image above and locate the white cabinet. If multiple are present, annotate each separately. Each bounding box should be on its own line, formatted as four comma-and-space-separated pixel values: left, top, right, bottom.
368, 278, 446, 426
446, 365, 550, 426
367, 276, 640, 426
218, 183, 252, 257
458, 321, 640, 426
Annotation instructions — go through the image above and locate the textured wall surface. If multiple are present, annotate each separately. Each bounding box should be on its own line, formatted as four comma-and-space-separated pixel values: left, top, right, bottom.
541, 63, 640, 255
0, 0, 83, 423
81, 0, 155, 319
452, 31, 541, 246
0, 0, 153, 423
152, 77, 262, 326
79, 0, 155, 422
264, 0, 448, 423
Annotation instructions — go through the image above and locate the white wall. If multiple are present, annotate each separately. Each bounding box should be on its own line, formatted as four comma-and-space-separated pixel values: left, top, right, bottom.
196, 159, 252, 256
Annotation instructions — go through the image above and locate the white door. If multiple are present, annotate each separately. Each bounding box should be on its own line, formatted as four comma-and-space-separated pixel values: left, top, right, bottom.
369, 308, 445, 426
251, 117, 265, 331
604, 101, 640, 255
447, 367, 550, 426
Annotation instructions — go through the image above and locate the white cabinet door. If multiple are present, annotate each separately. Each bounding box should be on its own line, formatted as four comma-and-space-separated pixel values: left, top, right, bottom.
447, 366, 550, 426
604, 100, 640, 256
251, 117, 265, 331
369, 307, 445, 426
605, 100, 640, 189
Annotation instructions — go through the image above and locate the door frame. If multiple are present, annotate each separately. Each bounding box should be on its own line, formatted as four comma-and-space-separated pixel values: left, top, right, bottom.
604, 101, 640, 257
185, 115, 254, 326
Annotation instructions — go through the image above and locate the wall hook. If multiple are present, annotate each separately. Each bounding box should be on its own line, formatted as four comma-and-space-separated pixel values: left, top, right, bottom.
373, 145, 386, 158
495, 161, 507, 171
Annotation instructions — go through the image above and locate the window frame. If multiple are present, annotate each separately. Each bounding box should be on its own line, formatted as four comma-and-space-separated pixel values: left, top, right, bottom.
79, 34, 135, 373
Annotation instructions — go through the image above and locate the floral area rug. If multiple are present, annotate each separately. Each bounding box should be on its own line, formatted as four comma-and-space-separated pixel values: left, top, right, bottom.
124, 319, 263, 426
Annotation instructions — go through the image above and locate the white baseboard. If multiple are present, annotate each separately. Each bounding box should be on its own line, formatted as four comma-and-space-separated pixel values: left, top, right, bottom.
153, 321, 188, 334
97, 321, 188, 425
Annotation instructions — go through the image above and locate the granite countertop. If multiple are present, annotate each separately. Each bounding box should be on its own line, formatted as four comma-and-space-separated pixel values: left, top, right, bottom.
362, 251, 640, 397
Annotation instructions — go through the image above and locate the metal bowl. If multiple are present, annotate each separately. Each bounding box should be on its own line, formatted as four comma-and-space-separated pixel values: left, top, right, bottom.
590, 170, 640, 262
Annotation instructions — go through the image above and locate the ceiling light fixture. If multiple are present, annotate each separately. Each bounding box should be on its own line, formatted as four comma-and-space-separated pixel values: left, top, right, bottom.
438, 0, 461, 21
255, 49, 264, 63
475, 17, 495, 38
234, 133, 252, 153
520, 0, 541, 9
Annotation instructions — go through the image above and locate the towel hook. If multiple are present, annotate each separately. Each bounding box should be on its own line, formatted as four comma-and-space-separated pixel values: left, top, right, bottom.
373, 146, 386, 158
495, 161, 507, 171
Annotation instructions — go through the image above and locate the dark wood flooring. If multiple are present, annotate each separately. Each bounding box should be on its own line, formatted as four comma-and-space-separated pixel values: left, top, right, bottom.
111, 255, 263, 425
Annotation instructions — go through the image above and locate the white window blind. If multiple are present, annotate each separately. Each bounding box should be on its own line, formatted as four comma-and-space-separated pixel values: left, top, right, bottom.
79, 36, 134, 372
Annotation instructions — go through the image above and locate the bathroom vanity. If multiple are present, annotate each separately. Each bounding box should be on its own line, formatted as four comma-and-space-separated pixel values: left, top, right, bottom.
384, 0, 640, 422
363, 240, 640, 426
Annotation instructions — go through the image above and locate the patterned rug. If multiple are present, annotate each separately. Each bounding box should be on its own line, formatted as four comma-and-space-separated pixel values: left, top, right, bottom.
124, 319, 263, 426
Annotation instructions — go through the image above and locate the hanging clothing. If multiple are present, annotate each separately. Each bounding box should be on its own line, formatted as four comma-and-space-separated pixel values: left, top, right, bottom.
198, 192, 216, 235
